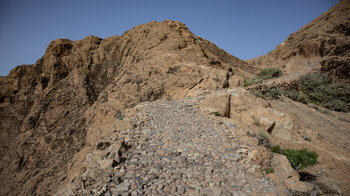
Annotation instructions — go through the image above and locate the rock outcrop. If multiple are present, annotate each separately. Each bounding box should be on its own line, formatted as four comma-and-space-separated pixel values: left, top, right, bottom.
0, 20, 252, 195
226, 88, 350, 194
248, 0, 350, 81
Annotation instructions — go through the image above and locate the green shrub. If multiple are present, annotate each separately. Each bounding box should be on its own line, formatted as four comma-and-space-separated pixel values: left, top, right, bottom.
264, 167, 274, 174
282, 149, 318, 170
244, 67, 282, 87
211, 112, 220, 116
244, 81, 252, 87
251, 73, 350, 112
284, 89, 300, 101
296, 93, 308, 104
270, 145, 318, 170
315, 107, 330, 115
252, 77, 263, 84
284, 90, 308, 104
329, 82, 350, 102
324, 99, 347, 112
266, 88, 284, 99
299, 73, 350, 112
271, 145, 281, 153
300, 73, 329, 93
257, 131, 268, 140
252, 87, 284, 100
251, 91, 265, 99
244, 78, 263, 87
303, 136, 312, 142
258, 67, 282, 80
116, 113, 125, 120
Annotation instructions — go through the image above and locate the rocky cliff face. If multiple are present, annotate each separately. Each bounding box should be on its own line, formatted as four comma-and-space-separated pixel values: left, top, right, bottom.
0, 20, 252, 195
248, 0, 350, 80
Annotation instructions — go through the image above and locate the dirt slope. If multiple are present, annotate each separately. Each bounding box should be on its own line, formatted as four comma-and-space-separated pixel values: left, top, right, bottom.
0, 20, 252, 196
248, 0, 350, 80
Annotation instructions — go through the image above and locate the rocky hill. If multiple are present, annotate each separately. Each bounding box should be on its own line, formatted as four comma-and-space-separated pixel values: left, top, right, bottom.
0, 20, 253, 196
1, 1, 350, 195
248, 0, 350, 81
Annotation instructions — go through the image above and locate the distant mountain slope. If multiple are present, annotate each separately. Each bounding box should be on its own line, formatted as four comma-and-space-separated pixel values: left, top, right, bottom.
248, 0, 350, 80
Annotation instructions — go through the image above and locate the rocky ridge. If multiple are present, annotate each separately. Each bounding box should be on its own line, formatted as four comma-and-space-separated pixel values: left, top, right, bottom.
0, 20, 252, 195
248, 0, 350, 81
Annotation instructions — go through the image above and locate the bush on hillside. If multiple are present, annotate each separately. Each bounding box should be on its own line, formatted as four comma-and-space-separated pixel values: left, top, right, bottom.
259, 67, 282, 80
251, 87, 284, 100
251, 73, 350, 112
299, 73, 350, 112
271, 145, 281, 153
270, 145, 318, 170
244, 67, 282, 87
282, 149, 318, 170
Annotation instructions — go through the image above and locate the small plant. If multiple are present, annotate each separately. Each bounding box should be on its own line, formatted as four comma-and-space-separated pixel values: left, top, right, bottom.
252, 88, 284, 100
257, 131, 268, 140
264, 167, 274, 174
265, 88, 283, 99
251, 91, 265, 99
312, 105, 330, 115
282, 149, 318, 170
80, 65, 88, 76
244, 81, 252, 87
284, 89, 300, 101
116, 113, 125, 120
303, 136, 312, 142
211, 112, 220, 116
270, 145, 318, 170
271, 145, 281, 154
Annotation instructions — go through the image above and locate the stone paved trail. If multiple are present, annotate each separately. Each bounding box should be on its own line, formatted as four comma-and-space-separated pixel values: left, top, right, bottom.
105, 97, 278, 196
65, 96, 280, 196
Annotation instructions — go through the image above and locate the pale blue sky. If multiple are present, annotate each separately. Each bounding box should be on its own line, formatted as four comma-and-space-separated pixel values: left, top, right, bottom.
0, 0, 338, 76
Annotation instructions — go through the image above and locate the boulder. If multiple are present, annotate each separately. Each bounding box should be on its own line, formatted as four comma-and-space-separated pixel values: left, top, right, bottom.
199, 93, 230, 117
285, 176, 315, 193
271, 154, 314, 194
271, 154, 299, 179
228, 75, 244, 87
247, 146, 270, 165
